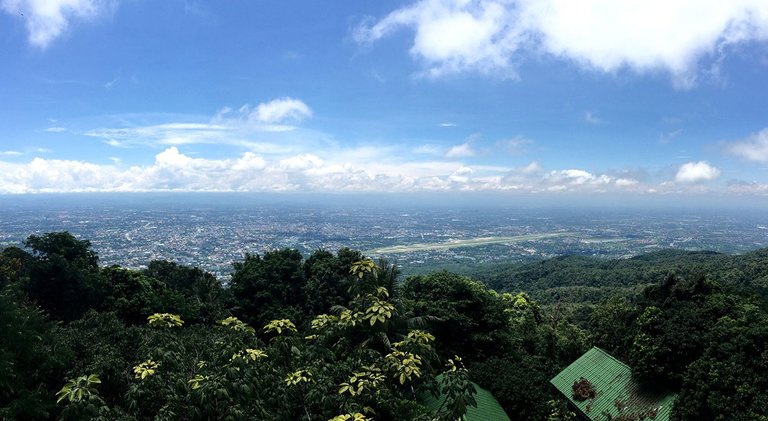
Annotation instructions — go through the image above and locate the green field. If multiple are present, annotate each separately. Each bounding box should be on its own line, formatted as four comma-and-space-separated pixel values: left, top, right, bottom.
368, 232, 576, 254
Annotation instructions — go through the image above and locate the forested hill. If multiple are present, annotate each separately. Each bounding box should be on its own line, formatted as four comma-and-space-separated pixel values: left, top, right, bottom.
2, 232, 768, 420
471, 248, 768, 313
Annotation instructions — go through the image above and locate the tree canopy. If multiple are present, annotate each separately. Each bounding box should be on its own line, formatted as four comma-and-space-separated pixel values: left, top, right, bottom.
2, 231, 768, 420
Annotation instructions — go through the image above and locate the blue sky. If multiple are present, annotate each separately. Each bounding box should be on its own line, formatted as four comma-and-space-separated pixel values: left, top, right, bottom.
1, 0, 768, 198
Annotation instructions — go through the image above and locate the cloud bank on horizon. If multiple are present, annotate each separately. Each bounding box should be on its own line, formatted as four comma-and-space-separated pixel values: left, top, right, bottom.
0, 145, 736, 195
1, 1, 768, 196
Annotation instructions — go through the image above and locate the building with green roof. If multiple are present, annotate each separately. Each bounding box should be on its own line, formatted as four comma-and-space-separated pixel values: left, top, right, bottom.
419, 374, 511, 421
550, 347, 677, 421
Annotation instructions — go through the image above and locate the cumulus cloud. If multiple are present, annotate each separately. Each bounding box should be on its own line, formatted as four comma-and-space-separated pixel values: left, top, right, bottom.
1, 0, 114, 48
675, 161, 721, 183
546, 169, 612, 185
279, 154, 323, 171
449, 165, 474, 183
356, 0, 768, 85
355, 0, 524, 78
725, 128, 768, 163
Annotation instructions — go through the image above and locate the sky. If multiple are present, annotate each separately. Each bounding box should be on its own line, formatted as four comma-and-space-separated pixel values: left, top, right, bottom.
1, 0, 768, 200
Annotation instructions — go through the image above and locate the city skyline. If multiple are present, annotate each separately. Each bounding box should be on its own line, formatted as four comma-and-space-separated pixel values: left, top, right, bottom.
1, 1, 768, 198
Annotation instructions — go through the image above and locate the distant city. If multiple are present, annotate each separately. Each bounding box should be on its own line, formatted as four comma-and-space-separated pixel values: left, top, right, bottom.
2, 194, 767, 280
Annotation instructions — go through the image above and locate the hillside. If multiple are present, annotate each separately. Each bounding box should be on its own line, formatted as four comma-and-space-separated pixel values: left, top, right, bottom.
2, 232, 768, 420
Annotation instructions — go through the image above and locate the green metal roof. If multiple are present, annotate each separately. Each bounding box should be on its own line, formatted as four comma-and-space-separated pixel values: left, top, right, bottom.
419, 375, 511, 421
550, 347, 677, 421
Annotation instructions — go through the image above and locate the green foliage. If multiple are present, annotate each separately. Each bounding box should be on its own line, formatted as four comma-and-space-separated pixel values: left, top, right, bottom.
302, 248, 361, 315
54, 311, 141, 406
350, 260, 379, 279
630, 275, 740, 388
433, 356, 477, 421
284, 368, 314, 386
588, 295, 638, 359
546, 399, 577, 421
218, 315, 256, 334
471, 353, 555, 420
338, 365, 385, 397
147, 312, 185, 328
22, 232, 105, 321
26, 232, 99, 268
385, 349, 423, 384
55, 374, 109, 421
132, 360, 159, 380
0, 294, 69, 419
56, 374, 102, 404
230, 249, 306, 326
0, 246, 30, 291
471, 248, 768, 325
100, 266, 177, 324
142, 259, 228, 323
6, 231, 768, 420
672, 303, 768, 420
329, 412, 370, 421
401, 270, 513, 363
263, 318, 297, 335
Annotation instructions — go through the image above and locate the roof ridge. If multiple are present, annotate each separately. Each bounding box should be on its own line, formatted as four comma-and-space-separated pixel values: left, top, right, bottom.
590, 346, 630, 370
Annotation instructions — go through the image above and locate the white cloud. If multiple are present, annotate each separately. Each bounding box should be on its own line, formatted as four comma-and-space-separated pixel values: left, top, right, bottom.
207, 98, 312, 131
675, 161, 721, 183
244, 97, 312, 124
615, 178, 639, 187
544, 169, 613, 189
88, 123, 231, 148
445, 142, 476, 157
86, 99, 314, 151
725, 128, 768, 163
103, 139, 127, 147
449, 165, 474, 183
44, 126, 67, 132
0, 150, 23, 156
727, 182, 768, 195
279, 154, 323, 171
527, 0, 768, 87
439, 122, 457, 127
357, 0, 768, 86
355, 0, 523, 78
519, 161, 542, 174
0, 149, 750, 195
1, 0, 114, 48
